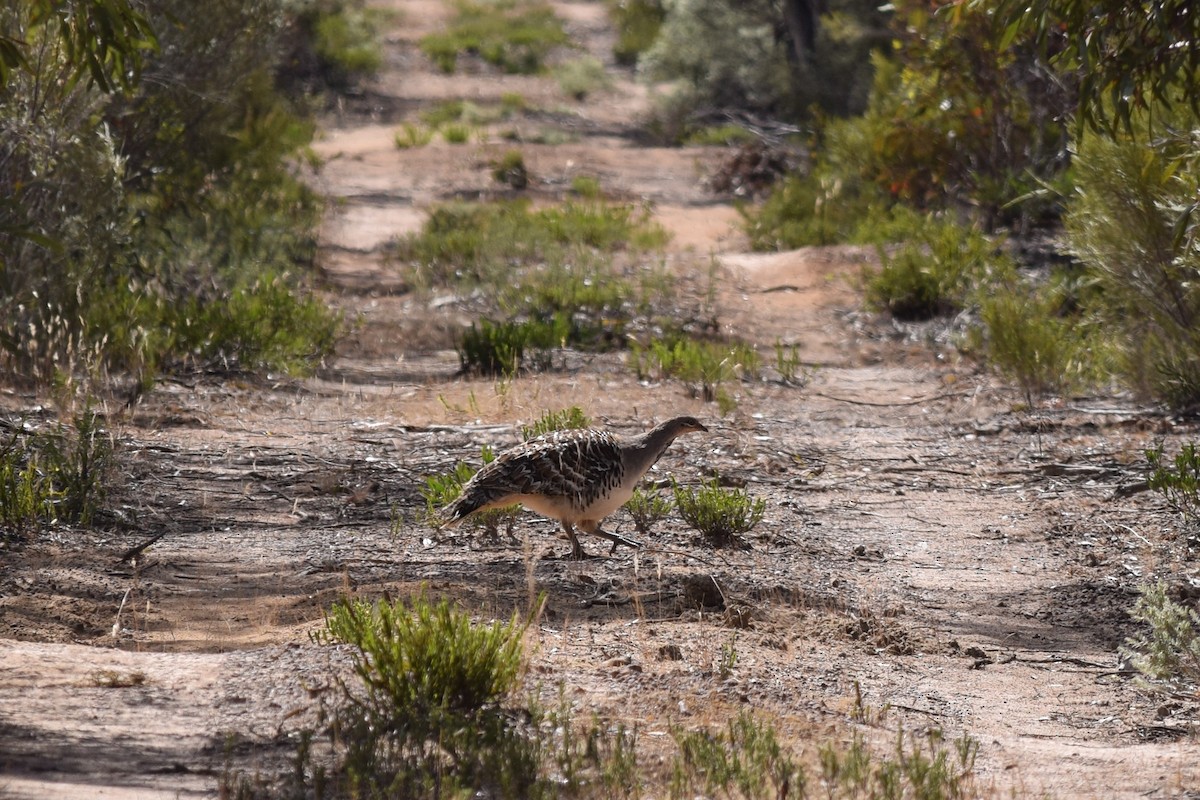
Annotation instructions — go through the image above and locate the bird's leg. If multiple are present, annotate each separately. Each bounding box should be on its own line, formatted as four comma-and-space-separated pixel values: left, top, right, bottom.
581, 520, 642, 555
562, 521, 588, 560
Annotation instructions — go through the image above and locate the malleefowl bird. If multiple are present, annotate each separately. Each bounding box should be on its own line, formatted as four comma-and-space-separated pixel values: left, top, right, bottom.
439, 416, 708, 559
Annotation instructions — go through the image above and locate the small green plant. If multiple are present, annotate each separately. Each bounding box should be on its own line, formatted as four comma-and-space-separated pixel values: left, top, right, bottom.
865, 216, 1012, 321
172, 273, 341, 375
670, 710, 800, 800
442, 123, 473, 144
1120, 581, 1200, 699
391, 199, 668, 289
0, 411, 115, 536
555, 55, 612, 100
773, 339, 806, 386
492, 149, 529, 189
972, 279, 1104, 403
817, 727, 978, 800
1146, 442, 1200, 525
315, 593, 538, 797
457, 319, 529, 376
520, 406, 590, 440
309, 2, 386, 83
419, 0, 570, 75
624, 485, 673, 536
672, 478, 766, 548
394, 122, 435, 149
570, 175, 602, 198
717, 634, 739, 678
608, 0, 665, 66
633, 336, 760, 405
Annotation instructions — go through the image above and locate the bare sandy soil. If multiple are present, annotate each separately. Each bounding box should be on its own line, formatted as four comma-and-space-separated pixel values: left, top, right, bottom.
3, 2, 1200, 798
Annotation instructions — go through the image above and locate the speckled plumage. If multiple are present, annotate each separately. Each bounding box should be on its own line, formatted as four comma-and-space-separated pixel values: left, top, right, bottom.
440, 416, 707, 558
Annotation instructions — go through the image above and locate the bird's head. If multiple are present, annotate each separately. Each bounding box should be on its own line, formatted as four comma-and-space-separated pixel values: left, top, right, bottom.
662, 415, 708, 437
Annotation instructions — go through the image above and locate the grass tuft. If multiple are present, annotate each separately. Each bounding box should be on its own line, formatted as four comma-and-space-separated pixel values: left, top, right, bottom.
0, 411, 115, 537
520, 406, 590, 440
420, 0, 570, 75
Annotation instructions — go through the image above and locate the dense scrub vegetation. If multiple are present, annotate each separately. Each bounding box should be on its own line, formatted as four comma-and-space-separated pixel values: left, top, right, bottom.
0, 0, 380, 391
632, 0, 1200, 411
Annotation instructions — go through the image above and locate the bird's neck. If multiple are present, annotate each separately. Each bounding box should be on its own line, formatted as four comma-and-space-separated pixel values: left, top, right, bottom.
624, 423, 680, 475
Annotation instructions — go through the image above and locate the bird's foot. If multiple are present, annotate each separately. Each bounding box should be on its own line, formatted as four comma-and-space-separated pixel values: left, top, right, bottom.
599, 530, 643, 555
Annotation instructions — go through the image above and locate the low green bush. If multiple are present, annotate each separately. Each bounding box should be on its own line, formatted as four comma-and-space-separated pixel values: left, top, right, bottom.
392, 199, 668, 288
0, 411, 115, 537
672, 478, 766, 548
670, 710, 798, 799
394, 122, 435, 148
608, 0, 664, 66
1066, 118, 1200, 411
625, 486, 673, 536
971, 276, 1108, 402
0, 0, 344, 389
316, 594, 537, 797
1146, 443, 1200, 526
1120, 582, 1200, 700
420, 0, 570, 75
492, 150, 529, 189
865, 216, 1013, 321
633, 336, 760, 405
554, 56, 611, 100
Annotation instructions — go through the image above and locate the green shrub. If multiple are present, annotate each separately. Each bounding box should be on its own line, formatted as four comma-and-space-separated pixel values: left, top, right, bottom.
394, 122, 435, 148
457, 319, 530, 377
773, 340, 807, 386
316, 594, 538, 797
570, 175, 602, 198
419, 0, 570, 75
670, 711, 798, 800
672, 478, 766, 548
625, 486, 673, 536
633, 336, 760, 404
1120, 582, 1200, 700
165, 273, 339, 376
442, 122, 473, 143
865, 216, 1012, 321
850, 8, 1072, 226
741, 111, 906, 250
492, 149, 529, 189
1065, 119, 1200, 410
554, 56, 611, 100
639, 0, 886, 139
816, 727, 978, 800
0, 0, 341, 388
1146, 443, 1200, 526
0, 411, 115, 536
608, 0, 665, 66
971, 278, 1107, 402
395, 200, 669, 355
307, 0, 385, 84
684, 124, 758, 147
